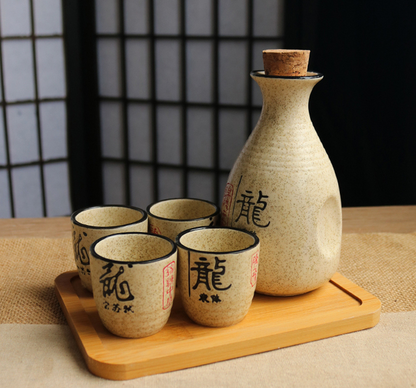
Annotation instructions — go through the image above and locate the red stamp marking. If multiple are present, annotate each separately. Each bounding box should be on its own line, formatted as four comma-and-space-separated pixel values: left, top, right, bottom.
163, 261, 176, 310
221, 182, 234, 225
250, 250, 259, 287
150, 225, 161, 234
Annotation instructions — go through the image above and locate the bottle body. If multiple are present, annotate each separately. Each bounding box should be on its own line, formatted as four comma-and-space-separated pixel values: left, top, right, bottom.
221, 72, 342, 296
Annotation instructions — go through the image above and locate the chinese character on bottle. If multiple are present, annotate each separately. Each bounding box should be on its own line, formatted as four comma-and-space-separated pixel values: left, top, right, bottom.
235, 190, 270, 228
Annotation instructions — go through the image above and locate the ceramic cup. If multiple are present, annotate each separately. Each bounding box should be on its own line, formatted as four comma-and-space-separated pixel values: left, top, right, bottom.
146, 198, 220, 241
176, 226, 260, 327
90, 232, 177, 338
71, 205, 148, 292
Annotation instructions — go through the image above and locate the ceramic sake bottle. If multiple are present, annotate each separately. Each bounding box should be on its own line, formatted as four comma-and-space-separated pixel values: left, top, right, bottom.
220, 49, 342, 296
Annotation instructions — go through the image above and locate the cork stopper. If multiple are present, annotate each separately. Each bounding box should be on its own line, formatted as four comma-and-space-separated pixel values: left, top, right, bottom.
263, 49, 310, 76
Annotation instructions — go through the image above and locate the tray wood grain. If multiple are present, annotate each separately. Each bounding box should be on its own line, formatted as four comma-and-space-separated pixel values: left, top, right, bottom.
55, 271, 380, 380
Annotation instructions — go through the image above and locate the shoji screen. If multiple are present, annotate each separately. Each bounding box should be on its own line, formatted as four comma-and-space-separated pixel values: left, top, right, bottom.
96, 0, 284, 209
0, 0, 69, 217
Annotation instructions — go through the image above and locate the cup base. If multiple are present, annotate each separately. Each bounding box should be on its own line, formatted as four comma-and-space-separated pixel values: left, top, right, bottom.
102, 315, 170, 339
185, 309, 248, 328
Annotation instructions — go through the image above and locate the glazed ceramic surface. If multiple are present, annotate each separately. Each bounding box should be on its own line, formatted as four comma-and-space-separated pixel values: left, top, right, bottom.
71, 205, 148, 292
221, 71, 342, 296
90, 232, 177, 338
147, 198, 220, 241
176, 227, 259, 327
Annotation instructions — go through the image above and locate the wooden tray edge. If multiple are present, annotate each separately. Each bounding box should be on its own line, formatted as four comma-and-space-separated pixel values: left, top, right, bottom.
55, 271, 381, 380
54, 272, 106, 360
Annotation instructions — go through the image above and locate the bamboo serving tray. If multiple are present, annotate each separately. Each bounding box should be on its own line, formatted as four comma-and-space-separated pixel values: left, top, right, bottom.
55, 270, 380, 381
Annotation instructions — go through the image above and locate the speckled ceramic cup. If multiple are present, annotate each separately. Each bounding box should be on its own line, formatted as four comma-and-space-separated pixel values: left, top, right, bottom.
147, 198, 220, 241
71, 205, 148, 292
90, 232, 177, 338
176, 227, 260, 327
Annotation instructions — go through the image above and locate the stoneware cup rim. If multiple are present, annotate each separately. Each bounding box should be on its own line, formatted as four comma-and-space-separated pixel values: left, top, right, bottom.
90, 232, 176, 266
176, 226, 259, 255
146, 197, 220, 222
71, 204, 148, 229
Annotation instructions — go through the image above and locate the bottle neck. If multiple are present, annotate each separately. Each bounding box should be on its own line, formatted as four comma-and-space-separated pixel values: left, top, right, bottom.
252, 74, 322, 125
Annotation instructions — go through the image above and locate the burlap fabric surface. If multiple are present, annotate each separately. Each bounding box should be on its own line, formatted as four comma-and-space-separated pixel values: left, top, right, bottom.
339, 232, 416, 313
0, 237, 74, 324
1, 232, 415, 324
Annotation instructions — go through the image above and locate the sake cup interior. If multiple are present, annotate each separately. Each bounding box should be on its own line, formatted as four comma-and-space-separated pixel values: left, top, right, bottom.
147, 198, 219, 221
73, 205, 147, 228
92, 233, 175, 263
177, 227, 258, 253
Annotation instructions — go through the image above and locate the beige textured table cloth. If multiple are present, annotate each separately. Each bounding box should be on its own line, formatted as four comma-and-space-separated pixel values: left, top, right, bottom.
1, 231, 415, 386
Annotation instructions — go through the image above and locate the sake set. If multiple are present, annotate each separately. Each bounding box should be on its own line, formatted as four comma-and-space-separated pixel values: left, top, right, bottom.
68, 49, 342, 339
53, 50, 377, 380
